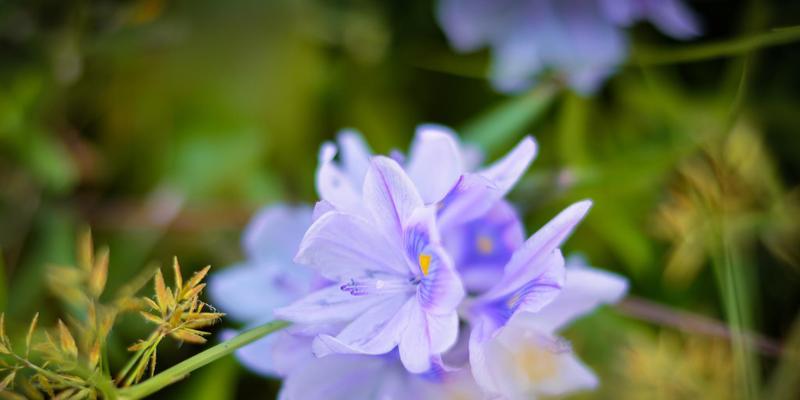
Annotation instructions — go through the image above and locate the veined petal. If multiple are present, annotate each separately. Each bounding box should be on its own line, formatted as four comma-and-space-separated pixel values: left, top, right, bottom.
312, 295, 411, 357
316, 142, 363, 215
418, 247, 465, 315
473, 250, 565, 335
244, 204, 313, 265
478, 136, 537, 197
295, 211, 408, 279
437, 174, 500, 231
363, 156, 425, 242
483, 200, 591, 299
528, 260, 628, 333
275, 284, 390, 325
406, 124, 465, 204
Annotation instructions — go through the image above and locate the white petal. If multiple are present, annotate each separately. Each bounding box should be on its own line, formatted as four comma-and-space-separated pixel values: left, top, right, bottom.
363, 156, 424, 242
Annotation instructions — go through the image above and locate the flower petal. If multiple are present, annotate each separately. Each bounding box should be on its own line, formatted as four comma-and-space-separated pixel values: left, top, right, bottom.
436, 174, 500, 231
221, 329, 280, 377
208, 262, 293, 322
278, 353, 389, 400
244, 204, 313, 265
295, 211, 408, 279
405, 124, 465, 204
337, 129, 372, 185
363, 156, 424, 242
478, 136, 537, 197
312, 295, 411, 357
316, 142, 363, 215
274, 284, 390, 325
529, 259, 628, 333
483, 200, 591, 299
399, 301, 432, 373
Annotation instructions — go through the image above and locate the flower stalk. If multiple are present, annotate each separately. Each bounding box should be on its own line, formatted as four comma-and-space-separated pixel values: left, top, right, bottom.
118, 320, 290, 399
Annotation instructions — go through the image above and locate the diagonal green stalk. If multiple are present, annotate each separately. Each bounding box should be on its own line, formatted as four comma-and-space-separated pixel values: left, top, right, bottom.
710, 221, 760, 400
632, 26, 800, 65
118, 320, 289, 399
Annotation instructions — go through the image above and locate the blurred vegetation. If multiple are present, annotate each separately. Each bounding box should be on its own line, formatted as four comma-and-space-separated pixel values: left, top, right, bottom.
1, 0, 799, 399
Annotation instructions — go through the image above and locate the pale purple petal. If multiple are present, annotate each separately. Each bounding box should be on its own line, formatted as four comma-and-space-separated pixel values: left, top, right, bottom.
271, 333, 315, 376
221, 329, 280, 377
295, 211, 408, 279
483, 200, 592, 299
477, 136, 537, 198
244, 204, 313, 265
208, 262, 294, 322
362, 156, 424, 242
427, 311, 460, 354
399, 302, 433, 373
529, 260, 628, 333
275, 284, 391, 325
312, 295, 410, 357
405, 124, 465, 204
278, 354, 390, 400
311, 200, 335, 222
436, 174, 500, 231
316, 143, 363, 215
473, 249, 566, 333
336, 129, 373, 185
640, 0, 701, 39
436, 0, 517, 52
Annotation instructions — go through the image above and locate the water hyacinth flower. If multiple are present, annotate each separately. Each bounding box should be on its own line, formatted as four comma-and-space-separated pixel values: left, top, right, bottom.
437, 0, 701, 93
212, 123, 629, 399
469, 252, 629, 398
276, 157, 465, 373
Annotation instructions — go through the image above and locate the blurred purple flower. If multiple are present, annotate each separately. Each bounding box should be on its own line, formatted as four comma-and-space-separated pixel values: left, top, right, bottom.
437, 0, 701, 93
208, 204, 321, 376
276, 157, 465, 373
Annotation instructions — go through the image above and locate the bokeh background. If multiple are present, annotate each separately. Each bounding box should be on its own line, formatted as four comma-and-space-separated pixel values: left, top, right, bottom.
1, 0, 799, 398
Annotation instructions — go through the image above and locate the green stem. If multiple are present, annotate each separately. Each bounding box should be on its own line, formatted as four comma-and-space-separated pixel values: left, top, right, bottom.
632, 26, 800, 65
118, 320, 289, 400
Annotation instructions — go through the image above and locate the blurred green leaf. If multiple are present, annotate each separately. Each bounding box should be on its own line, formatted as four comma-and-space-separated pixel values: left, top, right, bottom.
173, 356, 239, 400
462, 84, 557, 156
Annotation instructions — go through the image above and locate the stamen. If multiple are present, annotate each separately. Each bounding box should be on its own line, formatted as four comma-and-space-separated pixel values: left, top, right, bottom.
340, 277, 414, 296
419, 253, 432, 276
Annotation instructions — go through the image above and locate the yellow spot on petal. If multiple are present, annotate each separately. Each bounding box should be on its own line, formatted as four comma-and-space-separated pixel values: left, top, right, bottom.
476, 235, 494, 255
419, 254, 432, 276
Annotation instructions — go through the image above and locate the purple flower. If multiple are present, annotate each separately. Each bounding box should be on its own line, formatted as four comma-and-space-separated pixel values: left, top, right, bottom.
276, 157, 465, 373
466, 199, 630, 399
437, 0, 701, 93
317, 125, 537, 294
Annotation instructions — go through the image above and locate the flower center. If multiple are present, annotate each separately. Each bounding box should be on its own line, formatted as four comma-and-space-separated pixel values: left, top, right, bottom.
476, 235, 494, 255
